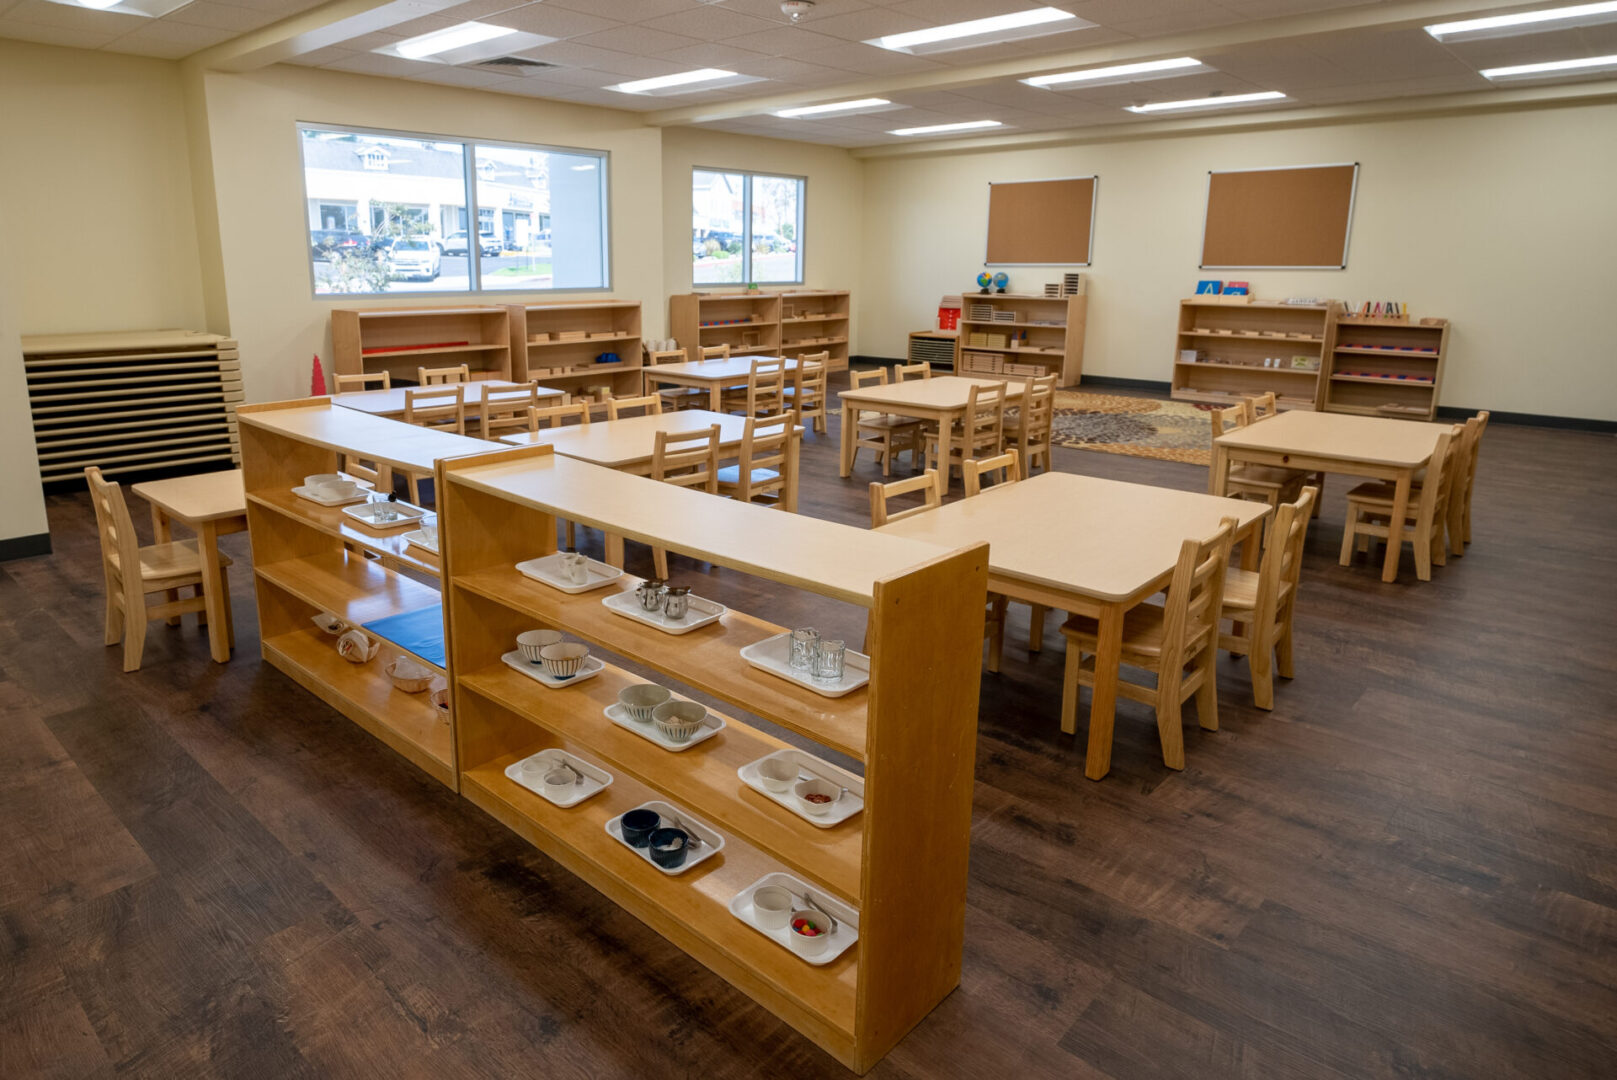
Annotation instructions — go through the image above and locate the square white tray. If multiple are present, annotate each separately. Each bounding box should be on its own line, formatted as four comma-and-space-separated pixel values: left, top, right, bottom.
602, 589, 725, 635
728, 872, 859, 966
737, 749, 864, 828
604, 801, 725, 877
516, 553, 623, 594
402, 529, 439, 555
739, 632, 870, 698
341, 500, 427, 531
292, 484, 372, 507
604, 702, 725, 752
500, 649, 605, 688
505, 749, 612, 808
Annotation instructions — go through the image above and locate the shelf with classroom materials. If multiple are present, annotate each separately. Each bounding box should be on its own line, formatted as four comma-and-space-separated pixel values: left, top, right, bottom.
953, 283, 1088, 385
670, 290, 851, 366
507, 300, 645, 398
437, 442, 988, 1074
236, 398, 496, 790
331, 306, 514, 384
1170, 297, 1341, 410
778, 290, 851, 371
1322, 316, 1450, 421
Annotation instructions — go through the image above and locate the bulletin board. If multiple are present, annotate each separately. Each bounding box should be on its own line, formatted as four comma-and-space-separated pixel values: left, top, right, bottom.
985, 176, 1097, 266
1200, 163, 1359, 269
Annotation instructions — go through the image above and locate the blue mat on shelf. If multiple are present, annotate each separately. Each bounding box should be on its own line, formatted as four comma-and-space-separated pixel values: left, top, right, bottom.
362, 605, 445, 668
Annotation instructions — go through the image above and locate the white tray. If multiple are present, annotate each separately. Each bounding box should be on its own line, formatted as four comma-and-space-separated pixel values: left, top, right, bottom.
505, 749, 612, 808
402, 529, 439, 555
739, 632, 870, 698
602, 589, 725, 635
292, 484, 372, 507
341, 500, 427, 531
738, 749, 864, 828
604, 702, 725, 752
500, 649, 605, 688
516, 553, 623, 594
728, 872, 859, 966
604, 800, 725, 877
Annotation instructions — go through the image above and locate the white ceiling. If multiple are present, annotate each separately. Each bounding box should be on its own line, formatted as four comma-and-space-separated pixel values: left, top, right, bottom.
2, 0, 1615, 143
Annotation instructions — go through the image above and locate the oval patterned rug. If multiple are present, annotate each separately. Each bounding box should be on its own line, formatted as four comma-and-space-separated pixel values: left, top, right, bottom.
1047, 391, 1213, 465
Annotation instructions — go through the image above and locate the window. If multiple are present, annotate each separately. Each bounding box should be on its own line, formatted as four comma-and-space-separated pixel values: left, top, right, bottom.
298, 126, 610, 296
692, 168, 803, 286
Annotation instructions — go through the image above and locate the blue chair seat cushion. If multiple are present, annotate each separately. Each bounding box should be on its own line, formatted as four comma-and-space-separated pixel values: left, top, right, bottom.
717, 465, 780, 485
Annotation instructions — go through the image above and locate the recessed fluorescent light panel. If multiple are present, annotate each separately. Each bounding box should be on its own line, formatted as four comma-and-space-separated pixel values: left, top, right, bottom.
376, 21, 555, 65
1480, 53, 1617, 79
1425, 2, 1617, 41
607, 68, 765, 96
1023, 57, 1206, 89
867, 7, 1092, 55
40, 0, 193, 17
889, 120, 1004, 137
1125, 90, 1287, 113
775, 98, 894, 118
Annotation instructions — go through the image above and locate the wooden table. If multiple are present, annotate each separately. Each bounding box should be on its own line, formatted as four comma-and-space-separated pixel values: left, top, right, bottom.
332, 380, 564, 420
642, 356, 799, 411
1211, 410, 1450, 583
838, 376, 1026, 495
130, 469, 247, 664
877, 472, 1268, 780
501, 409, 802, 565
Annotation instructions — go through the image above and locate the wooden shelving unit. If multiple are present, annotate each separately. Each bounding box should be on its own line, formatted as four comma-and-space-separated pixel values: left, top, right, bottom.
437, 444, 988, 1073
669, 291, 782, 364
778, 290, 851, 371
1322, 316, 1450, 420
1170, 299, 1340, 411
235, 399, 493, 789
331, 306, 513, 384
955, 284, 1088, 385
508, 300, 645, 398
908, 330, 957, 372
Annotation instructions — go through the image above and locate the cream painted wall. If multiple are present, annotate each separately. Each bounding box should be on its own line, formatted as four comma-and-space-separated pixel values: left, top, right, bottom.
0, 280, 49, 545
860, 103, 1617, 420
660, 126, 864, 351
0, 41, 207, 335
197, 64, 665, 402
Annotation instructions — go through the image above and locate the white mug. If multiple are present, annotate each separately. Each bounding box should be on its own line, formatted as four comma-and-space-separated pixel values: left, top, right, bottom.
559, 551, 589, 585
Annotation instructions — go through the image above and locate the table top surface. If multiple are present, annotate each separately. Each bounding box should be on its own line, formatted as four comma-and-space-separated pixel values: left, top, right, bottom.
877, 472, 1268, 603
1214, 410, 1451, 468
838, 375, 1026, 410
131, 468, 246, 522
644, 355, 798, 382
333, 380, 563, 415
238, 401, 496, 472
498, 409, 772, 465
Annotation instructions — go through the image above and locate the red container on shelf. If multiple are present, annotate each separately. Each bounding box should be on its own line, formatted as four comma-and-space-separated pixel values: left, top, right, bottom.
937, 306, 961, 330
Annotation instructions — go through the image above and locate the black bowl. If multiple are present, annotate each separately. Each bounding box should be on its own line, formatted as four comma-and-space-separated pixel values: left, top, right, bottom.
620, 808, 661, 848
647, 827, 689, 869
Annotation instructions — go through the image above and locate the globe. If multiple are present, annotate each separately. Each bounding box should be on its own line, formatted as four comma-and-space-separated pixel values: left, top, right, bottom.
976, 272, 993, 291
992, 271, 1010, 292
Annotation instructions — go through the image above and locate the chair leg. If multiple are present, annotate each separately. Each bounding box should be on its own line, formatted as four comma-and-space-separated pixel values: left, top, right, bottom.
1194, 648, 1221, 730
104, 587, 124, 647
1412, 518, 1433, 582
653, 546, 669, 580
1027, 604, 1046, 653
1247, 621, 1275, 712
1154, 683, 1186, 771
564, 519, 576, 549
880, 436, 892, 477
1275, 604, 1296, 681
1060, 646, 1082, 736
220, 568, 235, 651
408, 472, 423, 506
1339, 508, 1359, 565
985, 596, 1006, 674
165, 586, 183, 626
121, 586, 148, 673
194, 584, 207, 627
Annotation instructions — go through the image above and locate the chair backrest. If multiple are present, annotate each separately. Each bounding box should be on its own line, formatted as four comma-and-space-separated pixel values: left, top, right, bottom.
1021, 374, 1057, 443
481, 383, 541, 434
1209, 403, 1249, 439
1160, 516, 1239, 673
606, 395, 663, 420
744, 357, 787, 416
404, 384, 465, 433
869, 470, 941, 527
1457, 409, 1489, 507
1252, 486, 1317, 626
336, 371, 390, 392
850, 367, 888, 390
895, 361, 932, 382
1416, 428, 1461, 525
646, 349, 686, 367
963, 381, 1007, 451
418, 364, 470, 386
652, 424, 719, 492
791, 352, 829, 407
735, 412, 792, 491
1246, 391, 1278, 421
700, 344, 730, 361
528, 401, 591, 432
963, 449, 1021, 497
84, 466, 140, 588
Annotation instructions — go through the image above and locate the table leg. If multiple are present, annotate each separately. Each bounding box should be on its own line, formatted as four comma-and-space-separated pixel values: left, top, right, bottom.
1210, 444, 1230, 496
935, 413, 954, 497
1382, 470, 1412, 583
149, 506, 185, 626
198, 520, 231, 663
605, 532, 625, 569
839, 404, 858, 478
785, 431, 800, 514
708, 383, 723, 412
1084, 604, 1125, 781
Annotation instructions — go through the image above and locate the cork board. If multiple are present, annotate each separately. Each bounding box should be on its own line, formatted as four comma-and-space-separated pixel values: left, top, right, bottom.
1200, 163, 1359, 269
985, 176, 1097, 266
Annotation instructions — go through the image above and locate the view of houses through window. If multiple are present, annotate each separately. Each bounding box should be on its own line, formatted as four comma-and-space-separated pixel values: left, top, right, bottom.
298, 128, 609, 295
692, 169, 804, 286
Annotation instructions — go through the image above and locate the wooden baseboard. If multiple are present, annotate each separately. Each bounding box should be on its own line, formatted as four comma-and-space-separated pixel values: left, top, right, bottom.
0, 532, 51, 562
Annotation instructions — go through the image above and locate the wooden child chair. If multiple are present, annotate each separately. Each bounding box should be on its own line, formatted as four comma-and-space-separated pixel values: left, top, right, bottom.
848, 368, 922, 476
401, 385, 465, 503
717, 413, 791, 508
722, 356, 786, 417
1210, 402, 1308, 509
782, 352, 828, 435
962, 449, 1048, 658
527, 401, 593, 547
1220, 486, 1316, 710
417, 363, 470, 385
335, 371, 389, 392
647, 346, 700, 411
650, 424, 720, 578
606, 395, 663, 421
331, 372, 393, 491
1340, 426, 1459, 581
924, 381, 1006, 484
85, 466, 234, 673
480, 382, 542, 440
867, 469, 940, 527
1004, 374, 1056, 475
895, 362, 932, 381
1447, 410, 1489, 555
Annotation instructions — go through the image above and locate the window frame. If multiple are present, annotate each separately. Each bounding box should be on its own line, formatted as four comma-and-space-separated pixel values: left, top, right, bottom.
690, 166, 806, 287
296, 121, 613, 299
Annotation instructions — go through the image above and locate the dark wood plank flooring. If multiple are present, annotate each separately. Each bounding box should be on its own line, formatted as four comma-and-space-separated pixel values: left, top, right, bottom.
3, 391, 1615, 1078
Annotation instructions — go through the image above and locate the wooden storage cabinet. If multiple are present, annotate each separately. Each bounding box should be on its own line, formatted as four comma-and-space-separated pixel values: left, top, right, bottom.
509, 300, 644, 397
437, 445, 988, 1073
331, 306, 513, 384
908, 330, 958, 372
1323, 316, 1450, 420
778, 290, 851, 371
1170, 299, 1340, 410
669, 291, 782, 363
954, 285, 1088, 385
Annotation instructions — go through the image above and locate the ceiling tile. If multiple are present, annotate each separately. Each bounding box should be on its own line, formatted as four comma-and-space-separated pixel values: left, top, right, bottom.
654, 41, 771, 68
719, 24, 846, 55
569, 23, 703, 55
2, 0, 144, 33
0, 18, 119, 46
793, 40, 945, 75
790, 7, 929, 42
641, 5, 782, 41
164, 2, 282, 32
479, 3, 619, 39
323, 51, 431, 77
541, 0, 691, 20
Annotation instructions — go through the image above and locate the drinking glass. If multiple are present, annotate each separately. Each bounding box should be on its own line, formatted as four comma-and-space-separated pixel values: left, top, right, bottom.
789, 627, 819, 670
812, 639, 845, 682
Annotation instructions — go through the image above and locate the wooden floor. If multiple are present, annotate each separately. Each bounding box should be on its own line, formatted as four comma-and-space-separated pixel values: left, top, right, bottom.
3, 390, 1615, 1079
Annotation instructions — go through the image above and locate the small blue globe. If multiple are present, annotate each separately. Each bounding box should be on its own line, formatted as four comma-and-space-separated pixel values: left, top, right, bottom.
976, 272, 993, 289
992, 272, 1010, 292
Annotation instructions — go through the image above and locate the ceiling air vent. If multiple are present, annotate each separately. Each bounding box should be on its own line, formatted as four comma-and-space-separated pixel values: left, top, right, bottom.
472, 56, 557, 76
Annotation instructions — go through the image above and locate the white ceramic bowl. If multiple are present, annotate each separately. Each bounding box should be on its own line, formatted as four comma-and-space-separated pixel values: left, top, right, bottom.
651, 700, 707, 744
305, 473, 343, 489
757, 757, 798, 794
793, 777, 842, 817
618, 683, 671, 723
517, 628, 564, 663
384, 656, 434, 693
316, 479, 359, 500
787, 909, 832, 956
539, 641, 590, 679
752, 885, 793, 930
542, 767, 574, 797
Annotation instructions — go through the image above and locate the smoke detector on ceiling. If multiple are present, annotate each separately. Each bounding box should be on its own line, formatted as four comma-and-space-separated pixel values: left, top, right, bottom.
781, 1, 814, 22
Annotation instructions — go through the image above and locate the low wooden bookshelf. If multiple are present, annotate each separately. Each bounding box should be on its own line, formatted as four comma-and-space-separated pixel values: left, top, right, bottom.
1323, 316, 1450, 420
954, 284, 1087, 385
669, 290, 782, 363
778, 290, 851, 371
331, 306, 513, 384
437, 443, 988, 1073
509, 299, 644, 398
1170, 299, 1340, 411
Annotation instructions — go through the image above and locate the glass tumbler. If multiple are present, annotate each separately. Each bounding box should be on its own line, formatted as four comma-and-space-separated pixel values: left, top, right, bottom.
812, 639, 846, 682
789, 627, 819, 671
